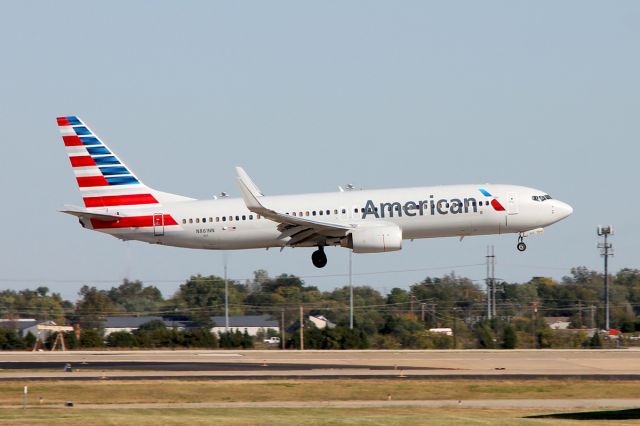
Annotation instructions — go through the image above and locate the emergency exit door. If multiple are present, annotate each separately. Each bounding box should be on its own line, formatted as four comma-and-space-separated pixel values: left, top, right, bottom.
153, 213, 165, 236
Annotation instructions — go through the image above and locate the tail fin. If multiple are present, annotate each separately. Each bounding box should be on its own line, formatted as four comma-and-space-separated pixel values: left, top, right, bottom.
57, 116, 190, 209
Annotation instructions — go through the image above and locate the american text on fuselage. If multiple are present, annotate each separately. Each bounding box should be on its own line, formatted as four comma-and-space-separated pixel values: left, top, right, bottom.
361, 195, 480, 219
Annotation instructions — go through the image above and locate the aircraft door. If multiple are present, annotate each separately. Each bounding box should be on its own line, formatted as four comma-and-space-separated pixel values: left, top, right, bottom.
507, 193, 519, 215
153, 213, 165, 236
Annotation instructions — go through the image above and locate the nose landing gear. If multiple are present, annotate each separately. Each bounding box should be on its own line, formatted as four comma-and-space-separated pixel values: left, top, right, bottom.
516, 233, 527, 252
311, 246, 328, 268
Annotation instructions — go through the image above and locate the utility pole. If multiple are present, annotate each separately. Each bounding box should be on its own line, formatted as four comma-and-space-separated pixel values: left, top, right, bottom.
431, 304, 437, 326
486, 246, 495, 320
577, 300, 583, 327
281, 308, 285, 350
223, 252, 229, 331
421, 303, 426, 323
491, 246, 496, 319
349, 251, 353, 329
452, 308, 458, 349
531, 302, 538, 349
597, 226, 614, 331
299, 305, 304, 351
590, 305, 596, 329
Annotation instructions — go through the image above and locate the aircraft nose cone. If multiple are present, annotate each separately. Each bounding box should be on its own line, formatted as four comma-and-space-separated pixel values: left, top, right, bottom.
554, 201, 573, 219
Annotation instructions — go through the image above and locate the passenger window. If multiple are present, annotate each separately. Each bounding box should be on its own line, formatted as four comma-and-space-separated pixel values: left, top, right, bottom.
319, 210, 323, 215
305, 211, 309, 216
229, 216, 233, 221
299, 212, 303, 216
202, 218, 206, 223
242, 215, 246, 220
326, 210, 330, 215
189, 219, 193, 224
342, 209, 346, 214
196, 218, 200, 223
222, 217, 226, 222
235, 216, 239, 221
354, 208, 358, 213
216, 217, 220, 222
249, 215, 253, 220
182, 219, 186, 224
312, 211, 317, 216
334, 209, 338, 214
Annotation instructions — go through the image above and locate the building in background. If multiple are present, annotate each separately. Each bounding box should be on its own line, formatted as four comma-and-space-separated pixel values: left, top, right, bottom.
210, 315, 279, 336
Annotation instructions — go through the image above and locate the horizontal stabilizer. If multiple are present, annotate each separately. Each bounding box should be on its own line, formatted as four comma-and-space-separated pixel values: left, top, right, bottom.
59, 205, 122, 222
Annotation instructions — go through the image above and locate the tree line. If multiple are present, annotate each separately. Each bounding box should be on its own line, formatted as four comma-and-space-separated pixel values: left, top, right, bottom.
1, 266, 640, 349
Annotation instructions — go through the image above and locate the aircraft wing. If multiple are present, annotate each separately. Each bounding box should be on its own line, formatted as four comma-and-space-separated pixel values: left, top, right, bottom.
59, 205, 122, 222
235, 167, 355, 246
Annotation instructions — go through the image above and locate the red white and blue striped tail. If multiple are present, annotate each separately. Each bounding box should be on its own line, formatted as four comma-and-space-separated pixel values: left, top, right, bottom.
57, 115, 165, 209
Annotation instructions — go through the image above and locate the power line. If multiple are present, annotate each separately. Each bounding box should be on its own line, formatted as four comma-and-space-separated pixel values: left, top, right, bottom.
0, 263, 486, 284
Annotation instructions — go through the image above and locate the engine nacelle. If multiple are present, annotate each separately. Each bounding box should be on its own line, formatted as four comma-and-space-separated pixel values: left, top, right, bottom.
342, 223, 403, 254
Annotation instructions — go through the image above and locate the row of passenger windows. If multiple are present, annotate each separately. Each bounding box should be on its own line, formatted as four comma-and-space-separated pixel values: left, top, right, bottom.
290, 208, 346, 217
181, 200, 493, 225
182, 214, 262, 224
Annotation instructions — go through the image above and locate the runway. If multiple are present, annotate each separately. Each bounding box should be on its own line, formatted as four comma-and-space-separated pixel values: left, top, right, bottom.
1, 349, 639, 380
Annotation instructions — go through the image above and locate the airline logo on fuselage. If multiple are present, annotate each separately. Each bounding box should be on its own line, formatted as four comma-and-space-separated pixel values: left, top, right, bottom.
361, 195, 479, 219
361, 189, 504, 219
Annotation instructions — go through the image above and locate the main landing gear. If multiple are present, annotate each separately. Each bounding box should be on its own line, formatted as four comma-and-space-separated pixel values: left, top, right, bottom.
516, 233, 527, 252
311, 246, 328, 268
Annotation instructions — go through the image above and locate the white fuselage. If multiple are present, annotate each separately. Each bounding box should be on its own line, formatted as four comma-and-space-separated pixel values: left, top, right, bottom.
91, 183, 573, 250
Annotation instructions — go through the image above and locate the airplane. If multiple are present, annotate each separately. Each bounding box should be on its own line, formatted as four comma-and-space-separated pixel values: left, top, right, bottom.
57, 116, 573, 268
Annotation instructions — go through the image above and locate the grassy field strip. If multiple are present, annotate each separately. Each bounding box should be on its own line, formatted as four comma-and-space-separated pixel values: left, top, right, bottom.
0, 379, 640, 406
1, 407, 639, 426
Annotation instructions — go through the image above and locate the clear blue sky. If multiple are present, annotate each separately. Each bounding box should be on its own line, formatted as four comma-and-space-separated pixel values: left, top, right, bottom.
1, 2, 638, 300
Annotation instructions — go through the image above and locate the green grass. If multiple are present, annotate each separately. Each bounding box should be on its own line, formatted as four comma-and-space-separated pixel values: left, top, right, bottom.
0, 380, 639, 425
0, 379, 639, 406
3, 407, 639, 426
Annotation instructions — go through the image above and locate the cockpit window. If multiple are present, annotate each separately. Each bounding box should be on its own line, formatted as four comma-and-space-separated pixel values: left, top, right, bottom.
532, 194, 553, 202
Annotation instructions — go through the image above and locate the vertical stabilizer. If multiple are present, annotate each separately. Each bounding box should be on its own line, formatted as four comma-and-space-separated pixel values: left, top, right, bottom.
57, 116, 190, 209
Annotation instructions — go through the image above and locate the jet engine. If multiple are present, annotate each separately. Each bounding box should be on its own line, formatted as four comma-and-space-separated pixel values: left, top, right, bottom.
342, 223, 402, 253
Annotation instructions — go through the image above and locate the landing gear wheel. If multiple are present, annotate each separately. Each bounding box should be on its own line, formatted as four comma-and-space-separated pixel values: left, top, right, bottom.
311, 248, 328, 268
517, 241, 527, 252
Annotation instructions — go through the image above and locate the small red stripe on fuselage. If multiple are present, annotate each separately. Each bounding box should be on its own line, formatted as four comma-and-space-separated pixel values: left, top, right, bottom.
491, 199, 506, 211
76, 176, 109, 187
63, 135, 83, 146
83, 193, 159, 208
70, 156, 96, 167
91, 214, 178, 229
57, 117, 70, 126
